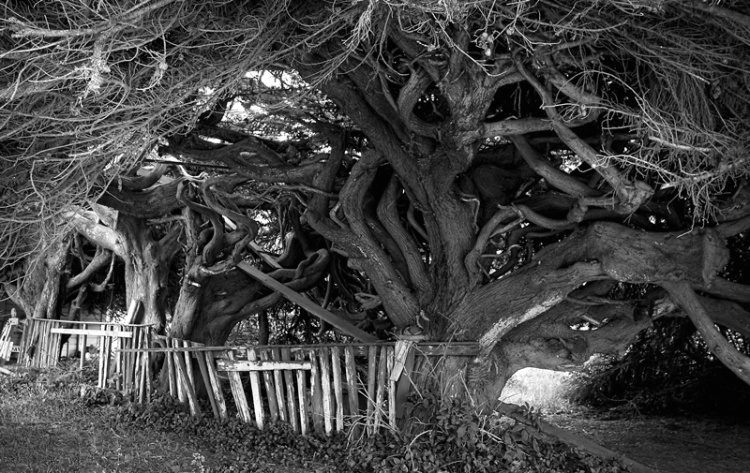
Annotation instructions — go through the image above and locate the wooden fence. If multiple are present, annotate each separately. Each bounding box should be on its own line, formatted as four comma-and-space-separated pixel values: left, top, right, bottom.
119, 339, 479, 436
0, 316, 24, 362
15, 319, 479, 437
20, 318, 152, 390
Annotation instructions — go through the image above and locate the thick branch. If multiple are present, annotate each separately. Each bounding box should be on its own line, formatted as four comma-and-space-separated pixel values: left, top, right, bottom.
700, 277, 750, 304
340, 151, 419, 327
376, 175, 431, 296
514, 55, 654, 213
169, 138, 323, 185
508, 135, 599, 197
65, 209, 124, 256
66, 247, 112, 290
119, 163, 170, 191
98, 178, 183, 218
662, 279, 750, 387
397, 69, 439, 138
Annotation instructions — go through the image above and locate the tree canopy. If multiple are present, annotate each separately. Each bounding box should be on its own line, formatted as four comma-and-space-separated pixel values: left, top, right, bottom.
2, 0, 750, 403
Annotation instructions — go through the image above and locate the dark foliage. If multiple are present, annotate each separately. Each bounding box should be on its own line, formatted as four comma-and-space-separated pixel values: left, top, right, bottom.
572, 318, 750, 418
114, 390, 628, 473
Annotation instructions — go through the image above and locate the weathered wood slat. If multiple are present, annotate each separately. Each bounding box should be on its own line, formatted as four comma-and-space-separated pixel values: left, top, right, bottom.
310, 349, 324, 434
98, 330, 107, 388
116, 346, 230, 353
247, 349, 265, 430
259, 350, 279, 423
79, 324, 87, 371
216, 359, 311, 371
172, 340, 187, 404
205, 351, 228, 422
344, 346, 359, 419
50, 326, 61, 368
181, 340, 196, 391
124, 329, 135, 393
395, 343, 416, 422
166, 340, 177, 397
136, 341, 147, 404
387, 346, 396, 430
173, 341, 201, 416
27, 318, 152, 327
294, 351, 309, 435
144, 342, 152, 404
374, 346, 388, 433
226, 351, 252, 424
41, 322, 51, 368
319, 347, 333, 435
282, 348, 299, 433
114, 335, 122, 391
237, 262, 378, 343
50, 328, 134, 338
331, 346, 344, 432
196, 348, 220, 420
366, 345, 377, 435
271, 348, 288, 424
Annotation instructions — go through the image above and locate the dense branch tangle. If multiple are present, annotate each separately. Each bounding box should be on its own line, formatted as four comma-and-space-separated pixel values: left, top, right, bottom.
2, 0, 750, 401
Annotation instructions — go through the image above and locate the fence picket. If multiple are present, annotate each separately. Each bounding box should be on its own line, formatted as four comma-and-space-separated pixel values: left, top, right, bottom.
195, 348, 219, 419
294, 351, 309, 435
309, 349, 324, 434
366, 345, 377, 435
205, 351, 228, 422
374, 345, 388, 433
259, 350, 279, 423
172, 339, 187, 403
271, 348, 288, 424
282, 348, 299, 433
344, 346, 359, 421
319, 347, 333, 436
182, 340, 196, 390
79, 323, 87, 371
173, 341, 201, 416
227, 351, 252, 424
387, 346, 396, 429
247, 349, 265, 430
331, 346, 344, 432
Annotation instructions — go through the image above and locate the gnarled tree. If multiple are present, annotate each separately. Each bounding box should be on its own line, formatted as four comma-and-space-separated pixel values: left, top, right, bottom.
2, 0, 750, 405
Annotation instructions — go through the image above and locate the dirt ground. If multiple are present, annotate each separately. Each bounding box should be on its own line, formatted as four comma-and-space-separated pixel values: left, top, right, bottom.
547, 412, 750, 473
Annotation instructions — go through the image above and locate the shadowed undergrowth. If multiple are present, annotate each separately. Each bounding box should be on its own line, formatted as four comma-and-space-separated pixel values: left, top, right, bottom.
1, 364, 629, 473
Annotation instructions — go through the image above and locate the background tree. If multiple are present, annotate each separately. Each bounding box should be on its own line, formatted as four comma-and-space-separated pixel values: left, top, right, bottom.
2, 0, 750, 405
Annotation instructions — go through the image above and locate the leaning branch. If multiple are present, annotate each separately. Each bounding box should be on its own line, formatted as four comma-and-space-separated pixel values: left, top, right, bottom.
662, 279, 750, 387
236, 261, 377, 343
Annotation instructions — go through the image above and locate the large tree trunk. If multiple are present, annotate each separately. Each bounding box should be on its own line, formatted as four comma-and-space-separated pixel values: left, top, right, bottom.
3, 236, 71, 320
116, 215, 172, 331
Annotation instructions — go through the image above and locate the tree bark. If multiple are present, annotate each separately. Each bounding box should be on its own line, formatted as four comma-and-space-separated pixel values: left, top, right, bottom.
661, 280, 750, 387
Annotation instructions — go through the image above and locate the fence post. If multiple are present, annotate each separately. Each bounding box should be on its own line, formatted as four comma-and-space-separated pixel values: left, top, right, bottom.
331, 346, 344, 432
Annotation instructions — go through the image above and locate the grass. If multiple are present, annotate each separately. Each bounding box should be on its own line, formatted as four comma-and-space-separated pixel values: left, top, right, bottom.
0, 366, 218, 473
499, 367, 576, 413
0, 362, 623, 473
